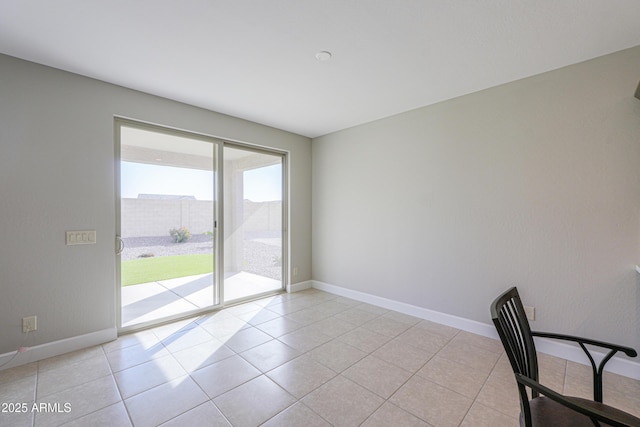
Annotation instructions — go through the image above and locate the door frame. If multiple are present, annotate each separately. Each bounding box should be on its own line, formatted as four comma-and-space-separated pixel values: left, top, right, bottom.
114, 117, 288, 333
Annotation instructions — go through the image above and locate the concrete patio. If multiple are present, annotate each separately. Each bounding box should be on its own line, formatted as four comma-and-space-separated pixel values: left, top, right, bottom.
121, 272, 282, 328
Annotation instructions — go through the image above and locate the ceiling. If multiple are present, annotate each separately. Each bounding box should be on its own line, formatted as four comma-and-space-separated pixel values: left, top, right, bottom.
1, 1, 640, 138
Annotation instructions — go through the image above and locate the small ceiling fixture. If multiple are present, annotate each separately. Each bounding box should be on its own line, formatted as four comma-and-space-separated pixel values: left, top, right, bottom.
315, 51, 332, 61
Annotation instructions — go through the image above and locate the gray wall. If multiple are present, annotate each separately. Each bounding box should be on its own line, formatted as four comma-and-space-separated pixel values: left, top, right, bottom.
0, 54, 312, 354
312, 46, 640, 352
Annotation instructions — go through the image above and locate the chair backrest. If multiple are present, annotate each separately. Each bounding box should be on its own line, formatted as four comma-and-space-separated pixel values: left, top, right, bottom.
490, 287, 539, 395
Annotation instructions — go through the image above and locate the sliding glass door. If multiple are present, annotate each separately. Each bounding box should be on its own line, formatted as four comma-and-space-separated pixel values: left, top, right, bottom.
223, 146, 285, 303
117, 121, 219, 331
116, 120, 287, 331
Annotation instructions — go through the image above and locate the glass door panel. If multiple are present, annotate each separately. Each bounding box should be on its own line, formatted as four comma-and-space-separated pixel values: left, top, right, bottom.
223, 146, 284, 302
118, 123, 219, 330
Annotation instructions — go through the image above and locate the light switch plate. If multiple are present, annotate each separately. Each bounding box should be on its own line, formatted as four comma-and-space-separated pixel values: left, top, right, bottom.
66, 230, 96, 245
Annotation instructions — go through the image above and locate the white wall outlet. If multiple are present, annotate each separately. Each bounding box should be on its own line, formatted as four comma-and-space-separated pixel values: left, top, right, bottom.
524, 306, 535, 321
22, 315, 37, 333
293, 266, 299, 277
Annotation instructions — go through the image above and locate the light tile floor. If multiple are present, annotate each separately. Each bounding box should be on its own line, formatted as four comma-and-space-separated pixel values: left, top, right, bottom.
2, 289, 639, 426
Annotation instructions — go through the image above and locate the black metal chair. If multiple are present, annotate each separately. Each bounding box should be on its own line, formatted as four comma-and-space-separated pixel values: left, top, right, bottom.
490, 286, 640, 427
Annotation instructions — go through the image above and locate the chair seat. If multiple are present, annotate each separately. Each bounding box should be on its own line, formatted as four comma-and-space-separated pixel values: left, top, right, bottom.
526, 396, 640, 427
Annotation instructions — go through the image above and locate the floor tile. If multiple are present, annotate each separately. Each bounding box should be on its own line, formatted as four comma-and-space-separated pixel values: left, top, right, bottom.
255, 316, 303, 338
603, 370, 640, 417
223, 301, 265, 316
489, 353, 516, 383
105, 341, 169, 372
102, 330, 160, 354
218, 326, 272, 353
159, 401, 231, 426
149, 318, 200, 340
171, 338, 235, 372
114, 354, 187, 399
361, 402, 432, 427
308, 340, 368, 372
380, 311, 422, 326
36, 352, 112, 398
460, 402, 518, 427
474, 373, 521, 419
373, 339, 434, 373
196, 308, 235, 325
0, 405, 34, 427
200, 316, 250, 339
213, 375, 296, 427
337, 327, 391, 353
267, 354, 337, 398
191, 355, 261, 398
239, 339, 301, 372
390, 375, 473, 427
124, 376, 208, 427
235, 307, 281, 325
538, 364, 566, 392
261, 402, 331, 427
450, 331, 503, 354
0, 375, 37, 403
160, 326, 215, 353
326, 295, 361, 307
417, 355, 490, 399
361, 316, 413, 337
353, 303, 389, 316
254, 293, 292, 307
303, 316, 359, 338
343, 355, 412, 399
435, 340, 500, 374
63, 402, 132, 427
302, 375, 385, 427
604, 388, 640, 418
332, 307, 381, 326
38, 346, 105, 373
413, 320, 460, 340
278, 326, 333, 352
394, 327, 451, 354
285, 307, 333, 325
604, 370, 640, 397
0, 362, 37, 385
566, 360, 593, 382
312, 299, 353, 317
34, 375, 121, 427
563, 373, 594, 400
267, 299, 313, 316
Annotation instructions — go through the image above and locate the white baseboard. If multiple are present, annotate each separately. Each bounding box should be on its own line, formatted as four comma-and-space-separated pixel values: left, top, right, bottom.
288, 280, 313, 293
311, 280, 640, 381
0, 328, 117, 371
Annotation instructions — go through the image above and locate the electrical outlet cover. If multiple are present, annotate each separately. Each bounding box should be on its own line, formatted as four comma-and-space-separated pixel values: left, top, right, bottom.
524, 306, 535, 321
22, 316, 37, 333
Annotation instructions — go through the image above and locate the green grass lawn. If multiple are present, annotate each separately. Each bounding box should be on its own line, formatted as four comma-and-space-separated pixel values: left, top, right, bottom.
121, 254, 214, 286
